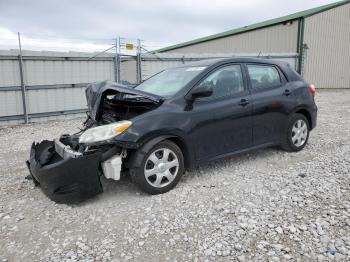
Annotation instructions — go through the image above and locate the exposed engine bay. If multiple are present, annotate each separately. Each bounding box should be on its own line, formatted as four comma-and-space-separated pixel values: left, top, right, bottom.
85, 80, 163, 124
100, 93, 160, 124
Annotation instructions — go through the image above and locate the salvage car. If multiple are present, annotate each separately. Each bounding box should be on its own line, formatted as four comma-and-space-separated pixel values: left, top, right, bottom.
27, 58, 317, 203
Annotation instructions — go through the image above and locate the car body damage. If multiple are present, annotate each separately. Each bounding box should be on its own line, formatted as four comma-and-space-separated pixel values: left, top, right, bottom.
27, 81, 162, 203
27, 140, 103, 203
86, 80, 163, 122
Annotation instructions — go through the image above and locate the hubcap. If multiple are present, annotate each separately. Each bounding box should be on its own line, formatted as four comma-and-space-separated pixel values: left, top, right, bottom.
291, 119, 308, 147
144, 148, 179, 188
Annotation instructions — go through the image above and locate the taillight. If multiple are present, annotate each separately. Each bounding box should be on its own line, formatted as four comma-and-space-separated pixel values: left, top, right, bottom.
309, 84, 316, 97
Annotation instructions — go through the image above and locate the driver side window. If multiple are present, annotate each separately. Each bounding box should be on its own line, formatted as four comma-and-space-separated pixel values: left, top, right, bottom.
198, 64, 244, 100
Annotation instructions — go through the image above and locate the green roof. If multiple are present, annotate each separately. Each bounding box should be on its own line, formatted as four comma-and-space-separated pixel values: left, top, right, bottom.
157, 0, 350, 52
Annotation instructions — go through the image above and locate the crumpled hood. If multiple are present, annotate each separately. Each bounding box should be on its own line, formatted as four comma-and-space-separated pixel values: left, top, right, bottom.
85, 80, 163, 120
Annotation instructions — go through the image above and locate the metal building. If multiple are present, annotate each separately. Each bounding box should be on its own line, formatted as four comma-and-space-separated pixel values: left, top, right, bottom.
157, 1, 350, 89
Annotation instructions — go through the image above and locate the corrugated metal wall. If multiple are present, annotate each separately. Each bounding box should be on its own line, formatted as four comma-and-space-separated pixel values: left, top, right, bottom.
0, 50, 115, 126
164, 22, 299, 54
0, 58, 21, 86
120, 59, 137, 84
303, 3, 350, 88
23, 60, 114, 85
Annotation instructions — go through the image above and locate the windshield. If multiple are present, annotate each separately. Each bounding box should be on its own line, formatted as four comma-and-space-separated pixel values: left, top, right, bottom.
135, 66, 206, 97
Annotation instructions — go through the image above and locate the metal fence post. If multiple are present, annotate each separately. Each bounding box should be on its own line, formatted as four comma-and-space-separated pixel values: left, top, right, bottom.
113, 56, 117, 82
17, 32, 29, 123
113, 54, 121, 84
300, 44, 309, 77
117, 54, 121, 83
114, 37, 121, 83
136, 39, 142, 83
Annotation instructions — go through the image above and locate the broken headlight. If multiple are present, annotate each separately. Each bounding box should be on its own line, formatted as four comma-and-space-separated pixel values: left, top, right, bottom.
79, 121, 132, 144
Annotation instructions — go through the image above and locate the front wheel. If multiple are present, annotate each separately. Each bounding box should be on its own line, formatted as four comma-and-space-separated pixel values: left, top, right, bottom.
281, 113, 310, 152
130, 140, 184, 194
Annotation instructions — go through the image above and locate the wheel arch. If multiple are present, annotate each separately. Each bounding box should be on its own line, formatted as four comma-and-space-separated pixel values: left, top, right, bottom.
293, 108, 312, 129
125, 134, 194, 169
166, 136, 192, 169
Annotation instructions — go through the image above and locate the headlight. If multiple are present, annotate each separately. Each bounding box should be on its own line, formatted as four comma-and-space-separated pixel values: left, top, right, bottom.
79, 121, 132, 144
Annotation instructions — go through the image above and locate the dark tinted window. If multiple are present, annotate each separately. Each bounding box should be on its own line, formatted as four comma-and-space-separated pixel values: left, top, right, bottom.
247, 65, 281, 90
199, 65, 244, 100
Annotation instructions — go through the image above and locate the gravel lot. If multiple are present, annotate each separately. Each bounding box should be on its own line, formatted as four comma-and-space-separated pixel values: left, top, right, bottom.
1, 90, 350, 262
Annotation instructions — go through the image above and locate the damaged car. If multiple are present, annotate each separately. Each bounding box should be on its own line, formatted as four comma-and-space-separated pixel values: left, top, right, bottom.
27, 58, 317, 203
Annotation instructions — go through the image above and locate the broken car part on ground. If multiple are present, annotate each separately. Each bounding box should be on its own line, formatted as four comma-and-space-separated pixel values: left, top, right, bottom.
26, 58, 317, 203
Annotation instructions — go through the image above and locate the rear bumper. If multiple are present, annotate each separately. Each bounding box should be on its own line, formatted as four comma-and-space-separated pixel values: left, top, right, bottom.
27, 141, 103, 204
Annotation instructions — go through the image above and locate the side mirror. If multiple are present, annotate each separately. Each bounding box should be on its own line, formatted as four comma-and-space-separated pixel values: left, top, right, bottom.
190, 82, 213, 99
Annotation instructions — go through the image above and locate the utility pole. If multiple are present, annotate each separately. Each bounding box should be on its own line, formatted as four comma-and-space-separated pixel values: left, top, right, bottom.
18, 32, 28, 123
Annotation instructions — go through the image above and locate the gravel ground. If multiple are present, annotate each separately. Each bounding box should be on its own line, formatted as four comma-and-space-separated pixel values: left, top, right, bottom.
1, 90, 350, 262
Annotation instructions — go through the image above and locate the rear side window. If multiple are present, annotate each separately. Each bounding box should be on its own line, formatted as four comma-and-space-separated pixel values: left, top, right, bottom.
247, 65, 281, 90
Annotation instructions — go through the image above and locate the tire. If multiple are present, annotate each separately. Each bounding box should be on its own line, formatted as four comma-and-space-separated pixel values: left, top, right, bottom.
281, 113, 310, 152
130, 140, 184, 194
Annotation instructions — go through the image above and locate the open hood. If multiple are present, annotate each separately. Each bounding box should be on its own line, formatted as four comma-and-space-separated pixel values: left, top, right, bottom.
86, 80, 163, 121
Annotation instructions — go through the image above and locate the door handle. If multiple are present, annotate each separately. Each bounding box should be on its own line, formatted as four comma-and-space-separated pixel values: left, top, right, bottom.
283, 89, 292, 96
238, 98, 250, 106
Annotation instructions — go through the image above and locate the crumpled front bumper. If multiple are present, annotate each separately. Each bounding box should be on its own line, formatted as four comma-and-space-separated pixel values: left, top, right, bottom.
27, 140, 103, 204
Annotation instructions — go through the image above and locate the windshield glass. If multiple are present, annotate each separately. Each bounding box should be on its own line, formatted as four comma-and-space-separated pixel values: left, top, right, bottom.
135, 66, 206, 97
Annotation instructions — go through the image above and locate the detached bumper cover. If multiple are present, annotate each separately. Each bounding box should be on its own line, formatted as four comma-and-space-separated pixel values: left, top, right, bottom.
27, 140, 103, 203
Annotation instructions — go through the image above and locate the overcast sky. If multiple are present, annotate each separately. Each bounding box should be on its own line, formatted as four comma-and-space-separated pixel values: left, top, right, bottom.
0, 0, 339, 52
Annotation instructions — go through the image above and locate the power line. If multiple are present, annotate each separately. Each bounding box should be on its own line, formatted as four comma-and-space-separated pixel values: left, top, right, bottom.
19, 32, 114, 42
87, 45, 116, 60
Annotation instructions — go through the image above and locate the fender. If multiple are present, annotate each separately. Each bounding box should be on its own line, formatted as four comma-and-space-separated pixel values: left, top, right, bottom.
290, 105, 314, 128
125, 135, 177, 169
290, 105, 312, 115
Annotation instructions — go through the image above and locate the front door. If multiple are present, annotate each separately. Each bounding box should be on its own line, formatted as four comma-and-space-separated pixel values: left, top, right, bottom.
190, 64, 253, 161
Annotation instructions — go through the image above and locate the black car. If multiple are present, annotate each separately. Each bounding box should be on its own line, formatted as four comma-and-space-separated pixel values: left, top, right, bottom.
27, 58, 317, 203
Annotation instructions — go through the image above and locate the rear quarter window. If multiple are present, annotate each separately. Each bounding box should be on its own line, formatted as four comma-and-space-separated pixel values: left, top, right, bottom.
247, 65, 281, 90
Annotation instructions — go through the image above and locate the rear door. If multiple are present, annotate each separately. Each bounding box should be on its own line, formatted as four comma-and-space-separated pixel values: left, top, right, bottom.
245, 63, 295, 145
190, 64, 253, 161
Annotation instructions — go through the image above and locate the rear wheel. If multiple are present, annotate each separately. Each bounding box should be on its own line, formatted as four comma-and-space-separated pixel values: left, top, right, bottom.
281, 113, 309, 152
130, 140, 184, 194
